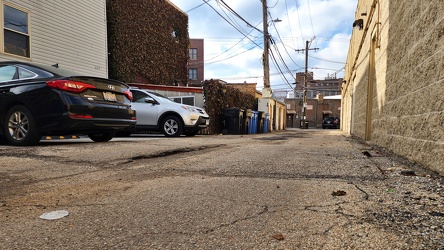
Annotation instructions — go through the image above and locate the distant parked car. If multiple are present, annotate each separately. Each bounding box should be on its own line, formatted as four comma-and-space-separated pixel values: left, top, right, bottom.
322, 117, 340, 129
0, 61, 136, 146
122, 88, 209, 137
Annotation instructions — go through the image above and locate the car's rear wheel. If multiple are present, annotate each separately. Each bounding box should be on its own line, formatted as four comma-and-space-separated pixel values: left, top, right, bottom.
88, 131, 116, 142
161, 115, 182, 137
4, 105, 41, 146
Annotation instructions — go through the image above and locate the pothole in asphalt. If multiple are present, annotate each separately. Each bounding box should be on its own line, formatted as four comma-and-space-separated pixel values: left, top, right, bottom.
254, 136, 288, 141
129, 144, 225, 161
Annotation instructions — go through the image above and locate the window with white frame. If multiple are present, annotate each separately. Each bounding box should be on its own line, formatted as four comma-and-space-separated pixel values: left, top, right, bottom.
189, 68, 197, 80
172, 96, 195, 106
3, 4, 30, 58
189, 48, 197, 60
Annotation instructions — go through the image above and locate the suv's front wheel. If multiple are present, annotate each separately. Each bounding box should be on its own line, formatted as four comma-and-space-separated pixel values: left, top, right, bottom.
161, 115, 183, 137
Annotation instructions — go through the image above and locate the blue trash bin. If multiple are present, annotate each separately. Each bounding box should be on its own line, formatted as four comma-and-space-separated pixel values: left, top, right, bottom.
249, 111, 258, 134
263, 113, 270, 133
253, 111, 259, 134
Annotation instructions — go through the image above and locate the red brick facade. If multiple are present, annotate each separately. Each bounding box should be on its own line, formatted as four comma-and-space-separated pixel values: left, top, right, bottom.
285, 95, 341, 128
188, 39, 204, 86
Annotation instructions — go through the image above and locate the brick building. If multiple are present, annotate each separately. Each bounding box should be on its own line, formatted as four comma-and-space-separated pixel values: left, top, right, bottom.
188, 39, 204, 86
285, 72, 342, 128
293, 72, 342, 98
285, 94, 341, 128
342, 0, 443, 175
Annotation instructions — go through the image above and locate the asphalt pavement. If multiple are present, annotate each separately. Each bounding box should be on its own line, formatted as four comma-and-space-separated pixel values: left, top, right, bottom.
0, 129, 443, 249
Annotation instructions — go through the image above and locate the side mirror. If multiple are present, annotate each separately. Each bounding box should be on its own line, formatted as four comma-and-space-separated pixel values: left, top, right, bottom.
144, 97, 156, 104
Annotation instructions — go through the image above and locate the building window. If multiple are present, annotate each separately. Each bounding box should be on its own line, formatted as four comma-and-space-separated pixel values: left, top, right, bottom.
190, 48, 197, 60
189, 68, 197, 80
3, 5, 30, 58
172, 96, 195, 106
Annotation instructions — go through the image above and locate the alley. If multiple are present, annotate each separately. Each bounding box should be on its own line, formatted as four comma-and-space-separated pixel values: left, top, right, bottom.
0, 129, 443, 249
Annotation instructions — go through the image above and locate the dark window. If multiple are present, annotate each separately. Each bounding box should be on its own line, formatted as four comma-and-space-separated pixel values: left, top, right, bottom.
190, 48, 197, 60
131, 90, 149, 103
182, 97, 194, 106
0, 65, 37, 82
0, 65, 16, 82
4, 5, 29, 58
189, 68, 197, 80
172, 96, 195, 106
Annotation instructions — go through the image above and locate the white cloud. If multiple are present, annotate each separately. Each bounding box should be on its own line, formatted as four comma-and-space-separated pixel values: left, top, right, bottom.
170, 0, 358, 89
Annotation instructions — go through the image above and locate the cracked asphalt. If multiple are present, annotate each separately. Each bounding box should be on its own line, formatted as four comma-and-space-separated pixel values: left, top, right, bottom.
0, 129, 443, 249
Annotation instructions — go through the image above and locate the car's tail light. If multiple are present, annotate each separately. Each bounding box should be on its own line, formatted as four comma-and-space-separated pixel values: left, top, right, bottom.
124, 90, 133, 101
46, 80, 96, 93
69, 113, 93, 119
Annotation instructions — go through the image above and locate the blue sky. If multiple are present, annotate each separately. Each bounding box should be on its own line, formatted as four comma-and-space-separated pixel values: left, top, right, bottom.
169, 0, 358, 91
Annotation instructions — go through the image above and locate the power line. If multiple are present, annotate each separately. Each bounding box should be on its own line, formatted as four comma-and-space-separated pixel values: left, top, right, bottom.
183, 0, 210, 13
268, 12, 302, 68
308, 55, 346, 64
204, 0, 262, 48
218, 0, 263, 34
305, 0, 316, 47
294, 0, 305, 48
284, 0, 297, 49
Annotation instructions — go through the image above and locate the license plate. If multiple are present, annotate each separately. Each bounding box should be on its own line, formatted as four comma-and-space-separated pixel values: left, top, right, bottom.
205, 119, 210, 125
103, 92, 117, 101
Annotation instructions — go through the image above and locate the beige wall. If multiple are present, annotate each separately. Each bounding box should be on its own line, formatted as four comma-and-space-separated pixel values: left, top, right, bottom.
0, 0, 108, 78
258, 98, 287, 131
342, 0, 444, 174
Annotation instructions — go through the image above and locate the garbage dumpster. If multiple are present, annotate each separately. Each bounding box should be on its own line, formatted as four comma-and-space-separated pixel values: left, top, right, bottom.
263, 113, 269, 133
223, 108, 244, 134
257, 111, 265, 133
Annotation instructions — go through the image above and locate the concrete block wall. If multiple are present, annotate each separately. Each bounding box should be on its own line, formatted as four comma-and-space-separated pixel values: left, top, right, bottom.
343, 0, 444, 175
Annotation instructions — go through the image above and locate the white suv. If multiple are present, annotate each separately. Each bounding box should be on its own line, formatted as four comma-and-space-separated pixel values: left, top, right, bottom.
125, 88, 210, 137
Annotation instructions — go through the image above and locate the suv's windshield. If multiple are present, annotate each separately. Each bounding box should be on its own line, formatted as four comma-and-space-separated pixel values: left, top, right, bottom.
148, 91, 175, 102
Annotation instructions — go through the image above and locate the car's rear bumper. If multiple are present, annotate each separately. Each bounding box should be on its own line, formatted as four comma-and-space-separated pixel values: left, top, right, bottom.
40, 115, 136, 135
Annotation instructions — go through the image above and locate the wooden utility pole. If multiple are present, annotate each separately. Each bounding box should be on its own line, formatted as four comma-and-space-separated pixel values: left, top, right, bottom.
295, 39, 318, 128
261, 0, 271, 97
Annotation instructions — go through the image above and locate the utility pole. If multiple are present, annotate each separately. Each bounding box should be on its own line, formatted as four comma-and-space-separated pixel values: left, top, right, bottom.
261, 0, 271, 98
295, 38, 318, 129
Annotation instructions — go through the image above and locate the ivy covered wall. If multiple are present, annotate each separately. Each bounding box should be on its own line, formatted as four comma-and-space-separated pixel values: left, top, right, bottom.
106, 0, 189, 85
203, 79, 258, 134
